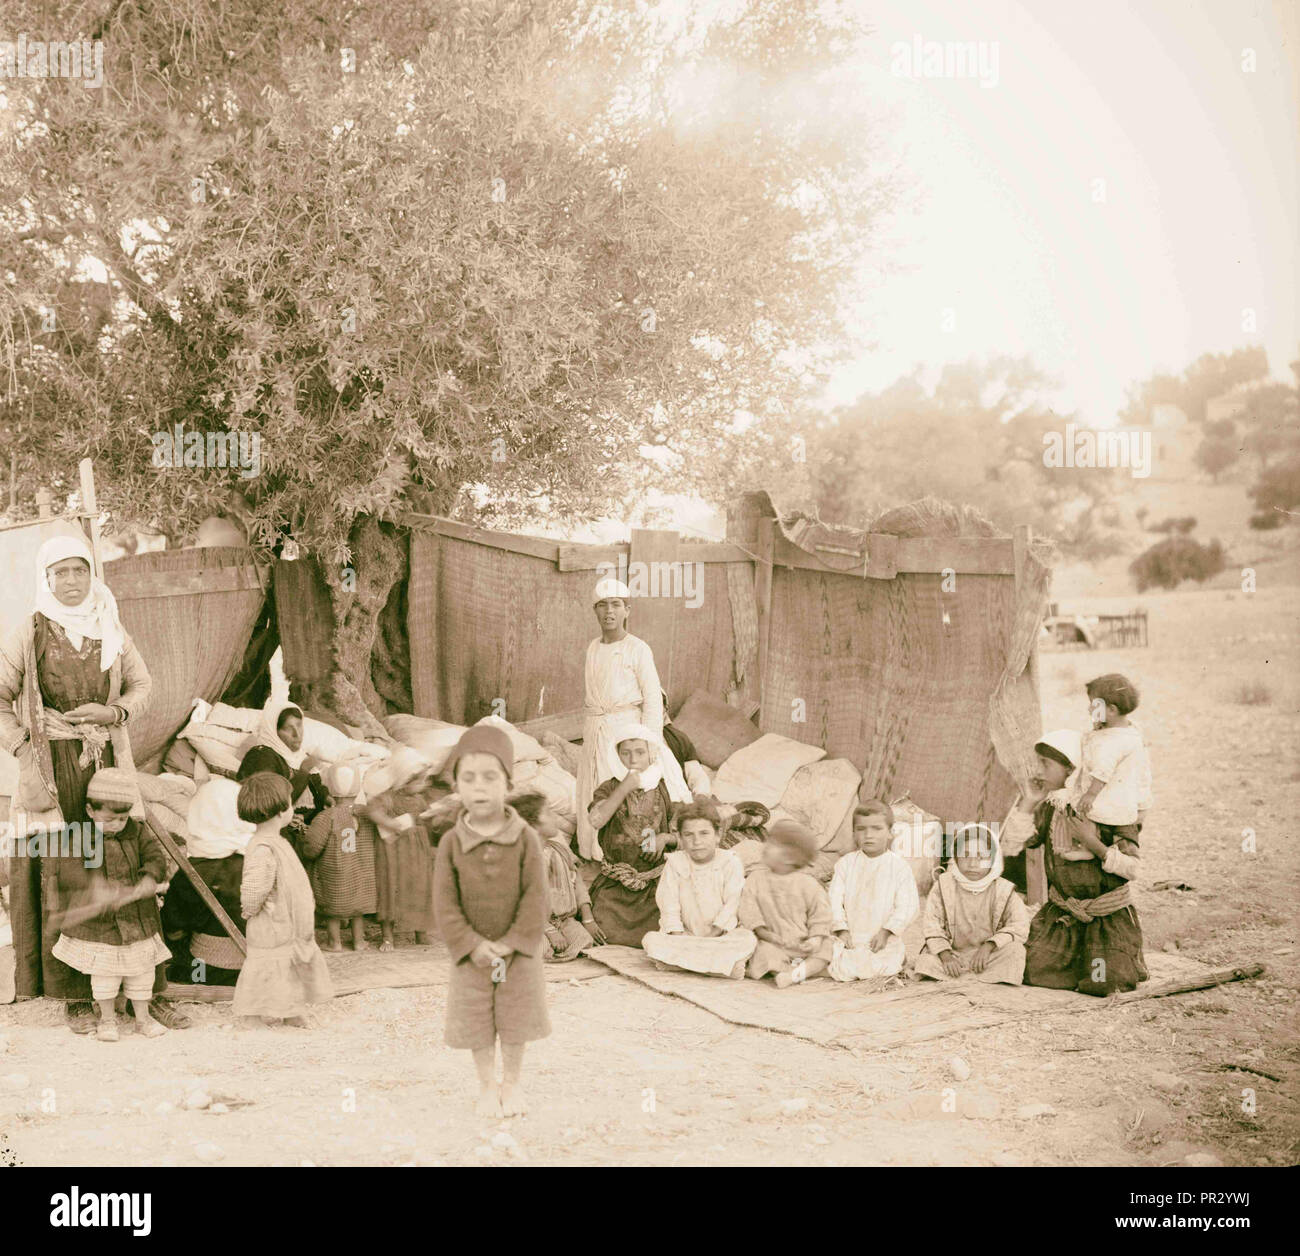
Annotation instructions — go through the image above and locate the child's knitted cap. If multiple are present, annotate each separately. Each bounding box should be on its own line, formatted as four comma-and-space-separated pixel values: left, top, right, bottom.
86, 766, 139, 809
766, 818, 819, 863
445, 724, 514, 780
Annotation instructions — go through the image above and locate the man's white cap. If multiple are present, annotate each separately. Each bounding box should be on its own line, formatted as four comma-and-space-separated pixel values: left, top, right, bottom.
593, 577, 631, 602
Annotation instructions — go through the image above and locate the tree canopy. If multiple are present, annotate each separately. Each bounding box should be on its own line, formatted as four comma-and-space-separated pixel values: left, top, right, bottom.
3, 0, 894, 562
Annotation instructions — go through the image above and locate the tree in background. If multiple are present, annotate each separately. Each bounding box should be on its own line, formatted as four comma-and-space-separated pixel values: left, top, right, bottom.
1119, 346, 1269, 427
807, 357, 1125, 558
2, 0, 894, 726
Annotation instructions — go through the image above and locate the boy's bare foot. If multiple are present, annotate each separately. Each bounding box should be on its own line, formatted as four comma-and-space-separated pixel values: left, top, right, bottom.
378, 938, 395, 953
323, 938, 343, 952
135, 1016, 167, 1038
352, 938, 368, 951
774, 970, 795, 989
475, 1087, 503, 1119
500, 1084, 527, 1117
283, 1015, 309, 1028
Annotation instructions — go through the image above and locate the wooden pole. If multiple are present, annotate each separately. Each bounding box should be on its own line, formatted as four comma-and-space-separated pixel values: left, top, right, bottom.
1013, 524, 1048, 907
754, 516, 775, 721
78, 458, 103, 581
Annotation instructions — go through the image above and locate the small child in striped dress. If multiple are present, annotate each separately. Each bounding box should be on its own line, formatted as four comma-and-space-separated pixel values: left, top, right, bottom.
301, 761, 377, 952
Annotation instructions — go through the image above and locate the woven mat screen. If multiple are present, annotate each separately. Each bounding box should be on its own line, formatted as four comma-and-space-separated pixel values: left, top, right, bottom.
406, 533, 750, 723
106, 546, 268, 769
761, 566, 1021, 824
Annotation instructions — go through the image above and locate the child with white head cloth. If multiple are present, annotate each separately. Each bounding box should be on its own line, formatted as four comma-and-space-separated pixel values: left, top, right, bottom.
575, 576, 690, 861
300, 761, 378, 952
913, 823, 1029, 984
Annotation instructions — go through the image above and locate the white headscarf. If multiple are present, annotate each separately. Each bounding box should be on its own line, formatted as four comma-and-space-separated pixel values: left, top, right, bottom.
258, 698, 307, 769
1035, 728, 1082, 773
948, 822, 1004, 893
34, 535, 126, 671
606, 721, 668, 792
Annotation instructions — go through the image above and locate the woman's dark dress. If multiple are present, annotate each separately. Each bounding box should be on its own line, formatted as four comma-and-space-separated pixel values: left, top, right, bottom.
161, 855, 245, 987
586, 777, 671, 947
24, 616, 166, 1001
1023, 801, 1147, 996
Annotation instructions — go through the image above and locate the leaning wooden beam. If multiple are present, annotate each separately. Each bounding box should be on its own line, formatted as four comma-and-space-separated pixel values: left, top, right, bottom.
143, 805, 247, 956
516, 710, 585, 742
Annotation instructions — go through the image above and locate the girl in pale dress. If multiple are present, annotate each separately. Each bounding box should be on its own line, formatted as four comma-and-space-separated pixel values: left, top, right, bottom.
913, 823, 1029, 984
233, 772, 333, 1026
642, 799, 756, 979
575, 577, 690, 861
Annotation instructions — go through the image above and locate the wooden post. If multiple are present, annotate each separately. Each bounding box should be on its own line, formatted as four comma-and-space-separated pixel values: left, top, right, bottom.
78, 458, 103, 581
35, 487, 52, 518
628, 528, 680, 708
1013, 524, 1047, 906
754, 516, 775, 721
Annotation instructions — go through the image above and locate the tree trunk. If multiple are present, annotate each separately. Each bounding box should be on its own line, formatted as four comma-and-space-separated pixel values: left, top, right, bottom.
295, 516, 408, 738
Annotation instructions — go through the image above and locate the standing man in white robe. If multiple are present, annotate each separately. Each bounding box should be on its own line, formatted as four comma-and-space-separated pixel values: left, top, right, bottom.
576, 578, 690, 860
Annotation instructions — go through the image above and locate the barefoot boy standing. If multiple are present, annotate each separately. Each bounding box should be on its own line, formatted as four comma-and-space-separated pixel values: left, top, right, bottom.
433, 725, 551, 1118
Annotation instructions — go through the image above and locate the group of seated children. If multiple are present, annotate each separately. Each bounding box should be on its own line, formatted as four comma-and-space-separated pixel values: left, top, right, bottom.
573, 672, 1151, 999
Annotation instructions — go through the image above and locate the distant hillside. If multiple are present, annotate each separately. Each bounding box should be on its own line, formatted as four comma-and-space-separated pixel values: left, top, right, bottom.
1051, 464, 1299, 600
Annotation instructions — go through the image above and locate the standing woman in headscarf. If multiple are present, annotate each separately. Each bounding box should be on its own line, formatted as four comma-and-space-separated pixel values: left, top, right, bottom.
0, 535, 188, 1033
575, 578, 691, 861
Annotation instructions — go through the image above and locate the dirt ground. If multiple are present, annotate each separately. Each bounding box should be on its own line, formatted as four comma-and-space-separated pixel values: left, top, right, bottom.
2, 582, 1297, 1167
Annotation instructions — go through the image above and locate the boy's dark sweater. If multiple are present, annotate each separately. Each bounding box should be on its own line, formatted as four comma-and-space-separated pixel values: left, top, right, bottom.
433, 807, 548, 963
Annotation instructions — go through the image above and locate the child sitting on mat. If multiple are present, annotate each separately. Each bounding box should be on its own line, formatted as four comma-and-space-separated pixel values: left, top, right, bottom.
434, 726, 551, 1118
510, 791, 605, 962
739, 819, 834, 986
641, 799, 755, 979
828, 801, 919, 982
914, 823, 1028, 984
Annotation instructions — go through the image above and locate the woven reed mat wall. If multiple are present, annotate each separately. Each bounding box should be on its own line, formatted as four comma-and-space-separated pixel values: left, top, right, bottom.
761, 566, 1019, 823
406, 532, 746, 723
273, 554, 334, 689
106, 546, 268, 769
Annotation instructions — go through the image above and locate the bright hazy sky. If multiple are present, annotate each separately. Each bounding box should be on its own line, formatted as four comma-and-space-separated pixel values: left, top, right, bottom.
824, 0, 1299, 423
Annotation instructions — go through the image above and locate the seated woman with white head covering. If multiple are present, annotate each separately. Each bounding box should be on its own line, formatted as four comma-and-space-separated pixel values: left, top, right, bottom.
575, 576, 690, 861
585, 722, 684, 946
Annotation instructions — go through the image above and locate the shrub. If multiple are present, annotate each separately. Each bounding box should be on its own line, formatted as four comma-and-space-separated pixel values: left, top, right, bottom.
1251, 455, 1300, 515
1228, 679, 1272, 706
1147, 515, 1197, 534
1249, 511, 1282, 531
1129, 536, 1225, 591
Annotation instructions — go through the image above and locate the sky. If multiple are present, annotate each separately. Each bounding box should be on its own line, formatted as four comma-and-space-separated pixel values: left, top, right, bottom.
823, 0, 1299, 424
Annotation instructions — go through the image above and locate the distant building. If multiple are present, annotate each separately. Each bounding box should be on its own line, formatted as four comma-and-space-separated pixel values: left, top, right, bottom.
1150, 403, 1195, 479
